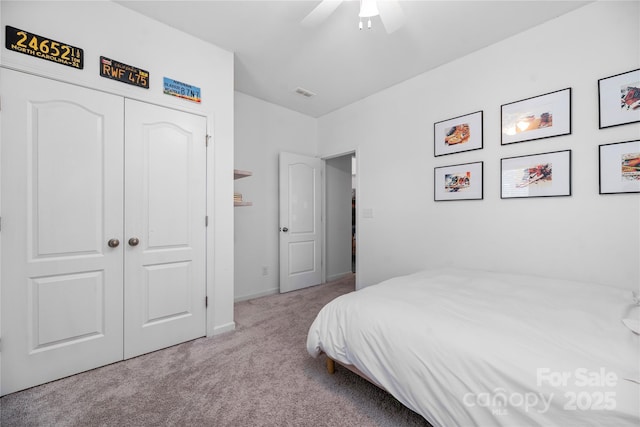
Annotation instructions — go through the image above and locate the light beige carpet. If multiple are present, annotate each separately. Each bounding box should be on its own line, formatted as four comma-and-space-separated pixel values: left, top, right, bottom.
0, 274, 429, 426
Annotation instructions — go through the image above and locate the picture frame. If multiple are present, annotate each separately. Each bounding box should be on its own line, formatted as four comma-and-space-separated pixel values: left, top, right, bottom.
434, 161, 483, 201
501, 88, 571, 145
434, 111, 483, 156
501, 150, 571, 199
598, 69, 640, 129
599, 140, 640, 194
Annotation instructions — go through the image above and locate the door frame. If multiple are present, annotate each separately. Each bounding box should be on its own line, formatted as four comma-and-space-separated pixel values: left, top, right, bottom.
321, 147, 360, 290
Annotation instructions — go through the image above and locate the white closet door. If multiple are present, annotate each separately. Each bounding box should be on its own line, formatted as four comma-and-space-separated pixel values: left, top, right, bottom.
1, 69, 125, 395
123, 99, 207, 359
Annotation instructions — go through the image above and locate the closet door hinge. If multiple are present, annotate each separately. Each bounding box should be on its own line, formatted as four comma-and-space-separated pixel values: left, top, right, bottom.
205, 296, 208, 307
205, 215, 209, 227
206, 134, 211, 147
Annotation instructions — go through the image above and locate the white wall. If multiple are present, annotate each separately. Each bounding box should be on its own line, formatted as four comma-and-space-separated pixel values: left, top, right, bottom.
318, 1, 640, 290
234, 92, 317, 301
0, 0, 236, 335
325, 155, 353, 281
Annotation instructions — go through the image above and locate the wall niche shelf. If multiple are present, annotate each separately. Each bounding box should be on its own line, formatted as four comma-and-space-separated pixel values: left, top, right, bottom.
234, 169, 253, 206
234, 169, 252, 180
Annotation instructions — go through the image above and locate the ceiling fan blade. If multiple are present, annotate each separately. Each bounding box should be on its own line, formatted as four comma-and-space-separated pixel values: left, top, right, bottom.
378, 0, 405, 34
301, 0, 344, 27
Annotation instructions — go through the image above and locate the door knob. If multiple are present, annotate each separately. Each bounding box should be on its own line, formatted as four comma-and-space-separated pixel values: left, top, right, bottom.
128, 237, 140, 247
282, 227, 289, 232
107, 238, 120, 248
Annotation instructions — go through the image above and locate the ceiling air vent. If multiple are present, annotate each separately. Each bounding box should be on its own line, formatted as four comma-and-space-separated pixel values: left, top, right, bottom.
295, 87, 316, 98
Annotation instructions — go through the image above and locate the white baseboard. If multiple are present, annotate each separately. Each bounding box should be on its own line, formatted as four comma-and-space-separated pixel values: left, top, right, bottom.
234, 287, 279, 303
327, 271, 354, 282
211, 322, 236, 336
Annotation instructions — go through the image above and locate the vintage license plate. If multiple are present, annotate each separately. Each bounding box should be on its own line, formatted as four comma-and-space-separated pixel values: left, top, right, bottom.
100, 56, 149, 89
5, 26, 83, 69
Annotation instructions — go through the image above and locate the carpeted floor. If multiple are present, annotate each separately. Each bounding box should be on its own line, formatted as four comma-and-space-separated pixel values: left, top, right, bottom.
1, 274, 429, 426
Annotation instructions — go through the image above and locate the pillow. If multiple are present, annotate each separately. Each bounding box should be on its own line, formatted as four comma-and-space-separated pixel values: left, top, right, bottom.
621, 317, 640, 335
622, 291, 640, 334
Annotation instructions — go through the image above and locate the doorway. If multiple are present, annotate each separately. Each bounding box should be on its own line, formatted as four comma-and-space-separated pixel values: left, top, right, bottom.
324, 152, 356, 282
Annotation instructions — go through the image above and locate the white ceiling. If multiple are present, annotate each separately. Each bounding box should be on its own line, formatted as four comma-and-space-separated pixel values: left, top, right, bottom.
117, 0, 591, 118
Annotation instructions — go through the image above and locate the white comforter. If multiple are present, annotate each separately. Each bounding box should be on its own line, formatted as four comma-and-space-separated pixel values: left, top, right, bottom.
307, 268, 640, 427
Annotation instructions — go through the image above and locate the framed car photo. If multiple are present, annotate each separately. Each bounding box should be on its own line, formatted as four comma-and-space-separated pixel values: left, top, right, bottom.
598, 69, 640, 129
599, 140, 640, 194
434, 161, 483, 201
434, 111, 483, 157
501, 88, 571, 145
501, 150, 571, 199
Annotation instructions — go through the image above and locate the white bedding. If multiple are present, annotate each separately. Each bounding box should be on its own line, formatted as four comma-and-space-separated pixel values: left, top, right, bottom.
307, 268, 640, 426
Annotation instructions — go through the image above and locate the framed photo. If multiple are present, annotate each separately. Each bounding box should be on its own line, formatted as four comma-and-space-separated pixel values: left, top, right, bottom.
598, 69, 640, 129
434, 111, 483, 156
501, 150, 571, 199
599, 140, 640, 194
434, 161, 483, 201
501, 88, 571, 145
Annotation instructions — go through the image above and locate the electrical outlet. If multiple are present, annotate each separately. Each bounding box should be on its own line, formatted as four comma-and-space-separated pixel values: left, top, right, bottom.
262, 266, 268, 276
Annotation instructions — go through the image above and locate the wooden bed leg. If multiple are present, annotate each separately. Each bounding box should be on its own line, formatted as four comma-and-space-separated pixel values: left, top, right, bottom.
326, 357, 335, 374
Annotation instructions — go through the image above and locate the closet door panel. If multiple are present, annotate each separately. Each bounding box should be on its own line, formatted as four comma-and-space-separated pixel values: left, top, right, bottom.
123, 99, 207, 359
1, 69, 124, 395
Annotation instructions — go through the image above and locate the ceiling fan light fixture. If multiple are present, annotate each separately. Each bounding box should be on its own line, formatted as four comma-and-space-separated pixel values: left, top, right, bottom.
358, 18, 372, 30
358, 0, 378, 30
359, 0, 379, 18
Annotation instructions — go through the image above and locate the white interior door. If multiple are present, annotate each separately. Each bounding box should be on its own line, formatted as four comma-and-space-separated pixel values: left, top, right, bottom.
279, 152, 323, 293
0, 69, 124, 395
123, 99, 207, 358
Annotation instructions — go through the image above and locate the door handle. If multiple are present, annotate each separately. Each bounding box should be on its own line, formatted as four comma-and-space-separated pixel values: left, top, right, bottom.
281, 227, 288, 232
128, 237, 140, 247
107, 238, 120, 248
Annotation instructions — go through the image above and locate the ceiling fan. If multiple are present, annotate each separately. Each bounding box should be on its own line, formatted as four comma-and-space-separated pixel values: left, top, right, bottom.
301, 0, 405, 34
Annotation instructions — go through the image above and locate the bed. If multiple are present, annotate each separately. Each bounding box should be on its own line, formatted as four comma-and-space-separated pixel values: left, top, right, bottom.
306, 268, 640, 426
